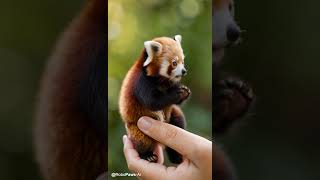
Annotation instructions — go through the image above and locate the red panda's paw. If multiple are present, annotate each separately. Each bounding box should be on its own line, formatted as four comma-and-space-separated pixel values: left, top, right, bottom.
223, 78, 254, 101
176, 85, 191, 104
213, 77, 255, 134
141, 153, 158, 163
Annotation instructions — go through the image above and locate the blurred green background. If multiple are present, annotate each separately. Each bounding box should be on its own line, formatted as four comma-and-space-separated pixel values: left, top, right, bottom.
108, 0, 212, 175
219, 1, 320, 180
0, 0, 84, 179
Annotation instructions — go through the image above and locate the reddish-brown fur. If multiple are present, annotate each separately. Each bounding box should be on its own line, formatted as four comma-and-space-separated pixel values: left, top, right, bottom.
119, 37, 186, 156
34, 0, 106, 180
119, 51, 158, 152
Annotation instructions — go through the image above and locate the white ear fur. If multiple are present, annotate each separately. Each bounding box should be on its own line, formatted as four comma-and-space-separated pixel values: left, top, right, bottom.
143, 41, 162, 67
174, 35, 184, 59
174, 35, 182, 44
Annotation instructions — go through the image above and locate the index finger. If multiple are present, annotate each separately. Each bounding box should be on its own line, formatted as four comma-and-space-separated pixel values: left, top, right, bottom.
137, 116, 211, 163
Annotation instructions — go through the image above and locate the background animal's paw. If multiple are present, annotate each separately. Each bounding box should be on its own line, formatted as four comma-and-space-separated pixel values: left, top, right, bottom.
177, 85, 191, 104
141, 153, 158, 163
213, 77, 255, 134
221, 77, 254, 101
216, 77, 254, 106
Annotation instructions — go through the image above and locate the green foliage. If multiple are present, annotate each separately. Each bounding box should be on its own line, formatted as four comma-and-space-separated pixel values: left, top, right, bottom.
108, 0, 212, 174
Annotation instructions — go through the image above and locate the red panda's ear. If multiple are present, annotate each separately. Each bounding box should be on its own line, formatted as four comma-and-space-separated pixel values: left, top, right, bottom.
143, 41, 162, 67
174, 35, 182, 44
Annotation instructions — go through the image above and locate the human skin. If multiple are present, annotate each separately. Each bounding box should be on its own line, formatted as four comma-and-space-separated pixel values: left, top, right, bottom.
123, 116, 212, 180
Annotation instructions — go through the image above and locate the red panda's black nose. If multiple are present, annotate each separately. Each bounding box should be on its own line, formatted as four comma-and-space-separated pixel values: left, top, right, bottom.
182, 69, 187, 76
227, 25, 241, 43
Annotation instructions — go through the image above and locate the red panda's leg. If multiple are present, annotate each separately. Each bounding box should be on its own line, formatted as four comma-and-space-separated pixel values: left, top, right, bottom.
166, 105, 186, 164
126, 123, 158, 162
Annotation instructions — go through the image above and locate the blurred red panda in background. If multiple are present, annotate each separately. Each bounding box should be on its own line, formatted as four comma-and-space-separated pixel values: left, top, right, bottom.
213, 0, 255, 180
34, 0, 107, 179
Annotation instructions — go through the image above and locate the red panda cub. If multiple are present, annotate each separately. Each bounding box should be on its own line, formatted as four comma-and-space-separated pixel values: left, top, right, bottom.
119, 35, 191, 163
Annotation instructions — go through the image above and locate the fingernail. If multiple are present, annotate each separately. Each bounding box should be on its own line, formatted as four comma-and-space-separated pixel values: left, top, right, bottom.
122, 135, 127, 144
138, 117, 152, 131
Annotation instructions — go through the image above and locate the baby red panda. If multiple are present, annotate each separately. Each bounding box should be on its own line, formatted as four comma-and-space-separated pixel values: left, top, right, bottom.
34, 0, 107, 180
119, 35, 191, 163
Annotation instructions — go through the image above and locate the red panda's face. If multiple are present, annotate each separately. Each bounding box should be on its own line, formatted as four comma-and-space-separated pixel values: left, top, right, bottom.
143, 35, 187, 83
213, 0, 241, 63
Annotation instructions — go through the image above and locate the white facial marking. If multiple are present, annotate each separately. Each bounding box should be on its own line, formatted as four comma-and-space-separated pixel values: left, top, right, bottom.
213, 8, 234, 48
172, 76, 181, 83
159, 59, 170, 78
172, 63, 185, 77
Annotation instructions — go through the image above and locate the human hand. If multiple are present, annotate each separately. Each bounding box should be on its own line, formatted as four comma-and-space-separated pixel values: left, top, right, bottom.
123, 116, 212, 180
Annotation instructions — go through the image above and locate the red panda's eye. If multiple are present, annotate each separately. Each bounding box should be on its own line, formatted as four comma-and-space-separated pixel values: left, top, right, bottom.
172, 61, 177, 67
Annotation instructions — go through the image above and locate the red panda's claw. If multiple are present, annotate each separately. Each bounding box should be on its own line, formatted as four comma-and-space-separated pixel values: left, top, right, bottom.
145, 154, 158, 163
178, 85, 191, 101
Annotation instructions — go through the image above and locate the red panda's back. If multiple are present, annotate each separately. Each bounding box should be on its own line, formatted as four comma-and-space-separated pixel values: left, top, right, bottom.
119, 57, 147, 125
34, 0, 107, 179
